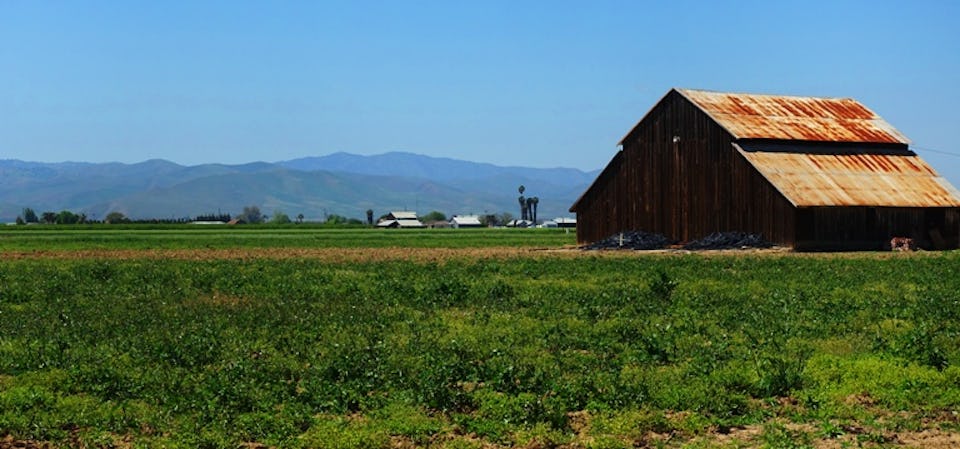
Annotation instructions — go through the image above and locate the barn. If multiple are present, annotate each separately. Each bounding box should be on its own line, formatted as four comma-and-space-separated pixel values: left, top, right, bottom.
376, 211, 426, 228
570, 88, 960, 250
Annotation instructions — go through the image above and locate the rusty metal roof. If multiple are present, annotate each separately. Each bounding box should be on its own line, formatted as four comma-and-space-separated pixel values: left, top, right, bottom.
735, 143, 960, 207
679, 89, 910, 144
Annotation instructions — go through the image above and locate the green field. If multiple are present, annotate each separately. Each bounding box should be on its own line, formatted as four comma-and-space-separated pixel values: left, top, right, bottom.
0, 226, 576, 251
1, 227, 959, 448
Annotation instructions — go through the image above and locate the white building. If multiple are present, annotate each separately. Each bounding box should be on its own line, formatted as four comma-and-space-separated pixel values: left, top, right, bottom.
553, 217, 577, 228
450, 215, 483, 228
377, 211, 426, 228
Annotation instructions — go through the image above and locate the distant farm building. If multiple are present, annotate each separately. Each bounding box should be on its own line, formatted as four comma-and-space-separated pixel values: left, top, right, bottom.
377, 211, 426, 228
553, 217, 577, 228
506, 219, 534, 228
450, 215, 483, 228
570, 88, 960, 250
540, 217, 576, 228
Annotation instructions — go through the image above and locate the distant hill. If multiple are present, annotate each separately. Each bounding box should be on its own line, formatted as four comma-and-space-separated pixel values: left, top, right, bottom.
278, 151, 599, 186
0, 153, 599, 222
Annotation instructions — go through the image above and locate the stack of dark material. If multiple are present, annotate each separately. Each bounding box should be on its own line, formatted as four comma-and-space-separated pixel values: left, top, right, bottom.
682, 232, 773, 250
582, 231, 670, 250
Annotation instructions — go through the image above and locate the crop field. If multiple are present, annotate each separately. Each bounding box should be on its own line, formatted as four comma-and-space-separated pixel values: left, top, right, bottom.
0, 226, 577, 251
1, 227, 959, 448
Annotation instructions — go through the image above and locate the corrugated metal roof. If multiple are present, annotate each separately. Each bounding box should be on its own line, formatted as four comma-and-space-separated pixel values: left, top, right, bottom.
395, 218, 425, 228
451, 215, 482, 226
735, 143, 960, 207
389, 211, 418, 220
377, 218, 426, 228
679, 89, 909, 144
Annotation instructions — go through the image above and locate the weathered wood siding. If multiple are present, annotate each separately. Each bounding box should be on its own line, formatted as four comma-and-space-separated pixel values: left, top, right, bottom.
572, 89, 960, 250
571, 152, 623, 244
573, 90, 795, 245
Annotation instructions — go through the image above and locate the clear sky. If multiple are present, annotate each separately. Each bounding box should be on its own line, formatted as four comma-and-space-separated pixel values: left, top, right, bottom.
2, 1, 959, 184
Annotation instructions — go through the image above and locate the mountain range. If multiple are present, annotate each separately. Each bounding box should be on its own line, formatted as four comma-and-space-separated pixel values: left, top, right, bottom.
0, 152, 600, 222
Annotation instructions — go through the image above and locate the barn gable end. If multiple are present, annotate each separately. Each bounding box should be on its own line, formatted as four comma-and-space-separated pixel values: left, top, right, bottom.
571, 88, 960, 250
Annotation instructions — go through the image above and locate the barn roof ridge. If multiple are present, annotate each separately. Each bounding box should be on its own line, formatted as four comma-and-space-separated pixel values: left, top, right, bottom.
676, 88, 910, 144
676, 87, 856, 102
619, 88, 909, 146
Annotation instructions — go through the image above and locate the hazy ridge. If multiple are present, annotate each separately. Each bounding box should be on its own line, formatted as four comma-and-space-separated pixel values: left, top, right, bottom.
0, 152, 599, 222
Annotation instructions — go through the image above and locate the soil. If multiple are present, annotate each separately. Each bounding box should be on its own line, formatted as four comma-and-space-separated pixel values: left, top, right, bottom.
4, 245, 942, 262
687, 424, 960, 448
9, 245, 765, 263
6, 428, 960, 449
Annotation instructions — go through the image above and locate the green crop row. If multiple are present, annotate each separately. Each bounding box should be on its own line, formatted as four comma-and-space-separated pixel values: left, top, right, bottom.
1, 253, 959, 447
0, 227, 576, 251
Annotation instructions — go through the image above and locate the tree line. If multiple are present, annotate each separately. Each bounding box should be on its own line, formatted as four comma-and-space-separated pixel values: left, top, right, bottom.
13, 204, 533, 227
14, 207, 222, 225
16, 208, 91, 225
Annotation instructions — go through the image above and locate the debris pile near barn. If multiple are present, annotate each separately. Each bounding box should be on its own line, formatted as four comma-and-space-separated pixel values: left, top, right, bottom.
582, 231, 670, 250
682, 232, 773, 250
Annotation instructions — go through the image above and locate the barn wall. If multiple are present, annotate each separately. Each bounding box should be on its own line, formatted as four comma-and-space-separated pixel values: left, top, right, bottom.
795, 207, 960, 250
573, 152, 624, 244
729, 147, 797, 245
948, 208, 960, 248
574, 90, 796, 245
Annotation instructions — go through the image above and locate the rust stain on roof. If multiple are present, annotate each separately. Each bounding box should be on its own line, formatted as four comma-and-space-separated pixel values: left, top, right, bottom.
735, 143, 960, 207
680, 89, 909, 144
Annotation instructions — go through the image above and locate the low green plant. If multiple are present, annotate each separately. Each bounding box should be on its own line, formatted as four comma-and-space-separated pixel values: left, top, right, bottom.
1, 250, 959, 446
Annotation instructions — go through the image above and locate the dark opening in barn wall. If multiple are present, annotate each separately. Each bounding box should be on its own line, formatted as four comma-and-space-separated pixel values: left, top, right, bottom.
794, 207, 960, 251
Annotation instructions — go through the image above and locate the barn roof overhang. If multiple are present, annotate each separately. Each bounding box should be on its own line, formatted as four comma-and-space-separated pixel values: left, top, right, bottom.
734, 142, 960, 208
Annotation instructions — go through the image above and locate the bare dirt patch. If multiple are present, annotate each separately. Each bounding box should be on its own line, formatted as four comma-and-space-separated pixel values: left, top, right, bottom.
5, 245, 949, 262
676, 423, 960, 449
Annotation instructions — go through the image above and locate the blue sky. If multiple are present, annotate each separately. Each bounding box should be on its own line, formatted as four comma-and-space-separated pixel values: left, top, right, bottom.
2, 1, 959, 185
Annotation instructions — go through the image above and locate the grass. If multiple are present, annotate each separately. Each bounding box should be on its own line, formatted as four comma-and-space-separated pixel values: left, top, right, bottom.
0, 228, 958, 447
0, 225, 576, 250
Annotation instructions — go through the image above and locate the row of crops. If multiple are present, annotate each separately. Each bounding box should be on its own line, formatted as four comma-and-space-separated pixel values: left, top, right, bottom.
0, 226, 577, 251
1, 252, 959, 447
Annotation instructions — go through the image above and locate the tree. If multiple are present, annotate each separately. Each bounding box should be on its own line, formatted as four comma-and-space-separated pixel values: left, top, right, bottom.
480, 214, 496, 227
22, 208, 38, 223
420, 211, 446, 223
55, 210, 80, 224
105, 211, 128, 224
366, 209, 374, 225
531, 197, 539, 223
41, 211, 57, 224
481, 212, 513, 227
325, 214, 353, 225
296, 213, 304, 224
15, 216, 24, 225
518, 184, 528, 221
238, 206, 264, 224
496, 212, 515, 227
270, 211, 291, 224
